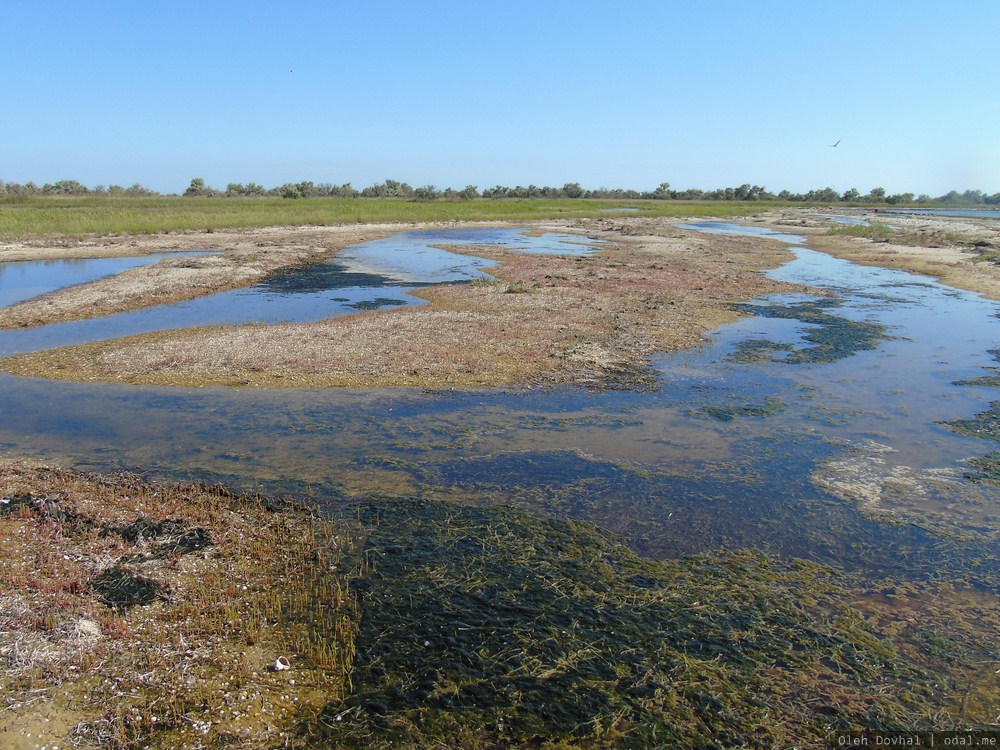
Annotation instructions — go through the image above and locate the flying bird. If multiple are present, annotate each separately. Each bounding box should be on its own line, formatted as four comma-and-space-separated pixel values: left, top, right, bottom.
830, 140, 841, 148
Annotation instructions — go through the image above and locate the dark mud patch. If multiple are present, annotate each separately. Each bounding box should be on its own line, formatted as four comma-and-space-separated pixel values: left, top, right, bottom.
259, 262, 400, 294
90, 566, 164, 609
730, 298, 887, 364
315, 498, 982, 749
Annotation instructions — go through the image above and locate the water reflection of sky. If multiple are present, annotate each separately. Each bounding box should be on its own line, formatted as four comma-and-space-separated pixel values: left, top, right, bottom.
336, 228, 597, 283
0, 252, 212, 308
0, 228, 600, 357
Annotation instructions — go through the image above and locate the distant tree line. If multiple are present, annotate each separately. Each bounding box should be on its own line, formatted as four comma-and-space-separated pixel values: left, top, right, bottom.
0, 179, 158, 197
2, 177, 999, 206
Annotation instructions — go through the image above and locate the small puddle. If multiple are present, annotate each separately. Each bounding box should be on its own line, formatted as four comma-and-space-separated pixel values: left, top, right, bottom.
825, 215, 869, 226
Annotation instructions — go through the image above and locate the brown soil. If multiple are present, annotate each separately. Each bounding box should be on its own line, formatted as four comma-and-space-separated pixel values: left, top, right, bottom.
0, 218, 804, 388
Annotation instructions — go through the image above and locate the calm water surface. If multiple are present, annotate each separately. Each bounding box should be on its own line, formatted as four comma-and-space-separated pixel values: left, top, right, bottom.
1, 225, 997, 584
0, 229, 595, 358
0, 252, 213, 308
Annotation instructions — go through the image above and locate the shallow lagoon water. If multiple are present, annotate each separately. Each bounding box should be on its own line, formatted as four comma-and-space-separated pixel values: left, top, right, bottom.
0, 228, 596, 358
0, 225, 998, 586
0, 251, 213, 308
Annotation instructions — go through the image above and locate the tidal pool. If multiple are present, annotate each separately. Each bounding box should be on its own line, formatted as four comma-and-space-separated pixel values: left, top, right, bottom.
0, 225, 997, 588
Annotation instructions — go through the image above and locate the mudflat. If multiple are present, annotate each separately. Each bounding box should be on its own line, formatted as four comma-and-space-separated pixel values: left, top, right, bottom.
3, 211, 1000, 748
2, 212, 998, 389
0, 218, 804, 388
0, 225, 393, 328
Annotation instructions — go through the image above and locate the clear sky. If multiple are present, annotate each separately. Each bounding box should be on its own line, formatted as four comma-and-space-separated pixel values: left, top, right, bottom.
4, 0, 998, 196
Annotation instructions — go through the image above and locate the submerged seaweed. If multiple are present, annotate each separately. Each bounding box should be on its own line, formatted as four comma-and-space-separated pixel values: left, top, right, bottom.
948, 349, 1000, 485
313, 498, 984, 749
692, 395, 787, 421
948, 403, 1000, 444
730, 298, 887, 365
362, 447, 1000, 591
967, 451, 1000, 487
346, 297, 408, 311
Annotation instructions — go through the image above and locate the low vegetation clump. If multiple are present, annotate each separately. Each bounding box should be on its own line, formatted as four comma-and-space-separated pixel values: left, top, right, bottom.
0, 461, 359, 749
827, 221, 987, 253
827, 222, 897, 242
829, 222, 975, 247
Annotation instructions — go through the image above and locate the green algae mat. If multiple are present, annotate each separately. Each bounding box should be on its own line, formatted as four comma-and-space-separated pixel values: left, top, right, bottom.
310, 498, 998, 749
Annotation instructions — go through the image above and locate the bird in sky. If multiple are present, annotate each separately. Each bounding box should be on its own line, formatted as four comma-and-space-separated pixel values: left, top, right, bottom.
830, 140, 841, 148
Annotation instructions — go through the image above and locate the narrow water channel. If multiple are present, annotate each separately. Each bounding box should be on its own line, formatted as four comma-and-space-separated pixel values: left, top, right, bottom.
1, 225, 997, 588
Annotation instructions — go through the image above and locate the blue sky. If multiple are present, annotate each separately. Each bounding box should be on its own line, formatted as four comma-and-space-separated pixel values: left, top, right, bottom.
4, 1, 998, 195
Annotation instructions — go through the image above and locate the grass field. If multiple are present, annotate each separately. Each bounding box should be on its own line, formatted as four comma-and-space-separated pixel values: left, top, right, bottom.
0, 196, 782, 239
